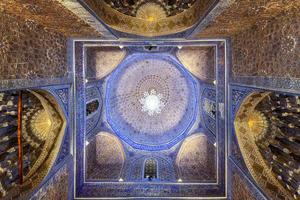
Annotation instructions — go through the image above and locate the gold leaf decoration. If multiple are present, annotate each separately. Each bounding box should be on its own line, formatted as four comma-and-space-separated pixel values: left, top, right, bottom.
136, 3, 167, 22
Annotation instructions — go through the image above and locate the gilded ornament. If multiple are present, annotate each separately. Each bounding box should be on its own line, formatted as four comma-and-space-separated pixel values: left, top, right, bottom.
234, 92, 292, 199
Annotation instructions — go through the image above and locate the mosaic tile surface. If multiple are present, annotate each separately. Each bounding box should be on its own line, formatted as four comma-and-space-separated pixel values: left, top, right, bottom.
106, 54, 198, 150
86, 47, 126, 80
232, 8, 300, 79
30, 162, 69, 200
177, 46, 215, 82
176, 134, 216, 182
86, 132, 125, 181
0, 12, 67, 80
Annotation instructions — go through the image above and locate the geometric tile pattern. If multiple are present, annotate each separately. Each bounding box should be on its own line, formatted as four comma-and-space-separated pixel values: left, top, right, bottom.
75, 41, 227, 199
30, 162, 69, 200
106, 55, 198, 150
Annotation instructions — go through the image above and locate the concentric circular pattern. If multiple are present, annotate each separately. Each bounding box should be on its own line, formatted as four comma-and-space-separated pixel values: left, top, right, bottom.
106, 56, 198, 150
103, 0, 197, 17
136, 3, 167, 21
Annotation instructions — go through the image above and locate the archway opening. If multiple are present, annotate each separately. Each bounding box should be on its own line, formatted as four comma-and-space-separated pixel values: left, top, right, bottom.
144, 158, 158, 181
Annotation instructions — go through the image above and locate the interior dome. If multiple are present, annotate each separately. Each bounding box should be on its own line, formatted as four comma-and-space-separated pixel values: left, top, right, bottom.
103, 0, 197, 17
82, 0, 214, 36
106, 54, 198, 150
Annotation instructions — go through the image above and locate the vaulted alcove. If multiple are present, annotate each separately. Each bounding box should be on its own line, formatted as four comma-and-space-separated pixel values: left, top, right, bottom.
0, 90, 66, 199
235, 92, 300, 200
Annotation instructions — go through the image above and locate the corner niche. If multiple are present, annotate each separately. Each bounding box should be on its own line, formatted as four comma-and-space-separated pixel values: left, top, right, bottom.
0, 90, 66, 199
235, 92, 300, 200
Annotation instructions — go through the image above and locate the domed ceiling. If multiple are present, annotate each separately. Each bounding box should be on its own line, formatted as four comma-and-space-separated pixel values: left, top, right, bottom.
82, 0, 217, 37
103, 0, 196, 17
106, 55, 198, 150
75, 43, 226, 199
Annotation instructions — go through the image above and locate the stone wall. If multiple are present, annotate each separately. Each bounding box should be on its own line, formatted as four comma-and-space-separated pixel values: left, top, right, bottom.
232, 7, 299, 79
0, 12, 68, 80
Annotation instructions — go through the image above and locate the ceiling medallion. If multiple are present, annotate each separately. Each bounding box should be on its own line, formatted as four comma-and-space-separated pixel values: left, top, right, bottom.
139, 89, 165, 116
247, 110, 268, 141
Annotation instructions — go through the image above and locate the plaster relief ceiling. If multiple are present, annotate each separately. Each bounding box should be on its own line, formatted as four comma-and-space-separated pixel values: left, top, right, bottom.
106, 55, 198, 150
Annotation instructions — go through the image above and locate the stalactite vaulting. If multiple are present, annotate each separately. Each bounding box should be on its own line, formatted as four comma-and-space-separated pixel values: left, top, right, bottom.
235, 92, 300, 200
0, 90, 66, 199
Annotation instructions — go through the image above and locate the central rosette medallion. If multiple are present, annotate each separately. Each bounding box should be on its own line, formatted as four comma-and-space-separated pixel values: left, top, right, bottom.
140, 89, 165, 116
